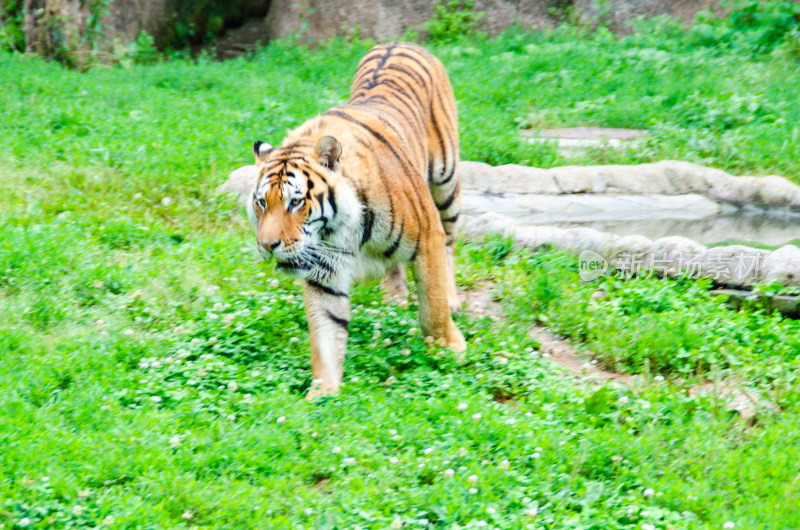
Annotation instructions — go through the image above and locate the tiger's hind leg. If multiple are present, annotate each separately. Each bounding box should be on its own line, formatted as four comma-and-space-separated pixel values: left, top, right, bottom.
410, 228, 466, 354
381, 264, 410, 306
428, 169, 461, 314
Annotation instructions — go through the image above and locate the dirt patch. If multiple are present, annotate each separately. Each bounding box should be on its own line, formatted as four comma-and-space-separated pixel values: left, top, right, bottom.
528, 325, 637, 385
461, 284, 506, 320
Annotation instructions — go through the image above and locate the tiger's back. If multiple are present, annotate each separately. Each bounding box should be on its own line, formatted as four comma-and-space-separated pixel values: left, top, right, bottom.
322, 42, 461, 300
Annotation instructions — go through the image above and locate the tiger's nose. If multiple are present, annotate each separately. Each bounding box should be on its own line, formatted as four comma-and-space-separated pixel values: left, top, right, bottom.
260, 239, 281, 252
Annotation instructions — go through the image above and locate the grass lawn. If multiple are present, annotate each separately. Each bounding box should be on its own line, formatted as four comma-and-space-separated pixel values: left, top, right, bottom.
2, 6, 800, 529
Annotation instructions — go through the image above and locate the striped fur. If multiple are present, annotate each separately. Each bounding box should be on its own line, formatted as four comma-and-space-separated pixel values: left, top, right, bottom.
247, 42, 465, 399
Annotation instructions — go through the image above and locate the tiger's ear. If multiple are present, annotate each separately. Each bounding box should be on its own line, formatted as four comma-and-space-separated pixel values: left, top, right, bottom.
315, 136, 342, 170
253, 141, 273, 164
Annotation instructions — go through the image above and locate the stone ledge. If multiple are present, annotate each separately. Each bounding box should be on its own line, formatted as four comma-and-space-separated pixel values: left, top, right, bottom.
462, 212, 800, 289
458, 160, 800, 210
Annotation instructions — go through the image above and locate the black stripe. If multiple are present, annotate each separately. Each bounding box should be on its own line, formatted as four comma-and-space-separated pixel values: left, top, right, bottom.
361, 207, 375, 248
306, 279, 348, 298
385, 63, 427, 87
391, 51, 434, 83
326, 310, 350, 331
436, 188, 458, 211
327, 186, 337, 217
409, 235, 420, 261
437, 169, 455, 186
384, 220, 404, 258
442, 213, 459, 223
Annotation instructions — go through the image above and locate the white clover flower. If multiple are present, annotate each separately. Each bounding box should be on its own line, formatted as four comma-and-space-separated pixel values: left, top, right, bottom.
382, 338, 392, 346
723, 523, 735, 529
169, 435, 181, 448
276, 416, 286, 424
468, 487, 478, 494
389, 429, 398, 436
505, 418, 516, 425
343, 457, 357, 466
444, 468, 455, 478
227, 381, 238, 392
227, 413, 236, 421
390, 518, 403, 529
270, 279, 279, 288
176, 348, 190, 359
256, 272, 266, 278
331, 446, 342, 454
289, 337, 300, 343
161, 196, 173, 206
423, 447, 433, 455
526, 507, 538, 518
531, 452, 540, 459
408, 327, 417, 336
467, 474, 478, 484
174, 325, 186, 335
499, 459, 510, 470
78, 489, 90, 499
642, 525, 655, 530
311, 432, 319, 439
643, 488, 655, 497
150, 396, 162, 403
476, 373, 484, 380
213, 302, 224, 311
181, 510, 193, 520
19, 518, 31, 527
419, 519, 429, 526
617, 396, 630, 405
103, 515, 115, 525
389, 457, 399, 464
457, 403, 468, 411
472, 413, 482, 421
486, 507, 496, 515
72, 505, 84, 516
122, 328, 134, 336
208, 336, 218, 345
208, 313, 219, 320
401, 348, 411, 356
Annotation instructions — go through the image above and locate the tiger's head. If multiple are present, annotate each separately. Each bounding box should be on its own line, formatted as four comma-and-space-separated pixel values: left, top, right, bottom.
247, 136, 359, 282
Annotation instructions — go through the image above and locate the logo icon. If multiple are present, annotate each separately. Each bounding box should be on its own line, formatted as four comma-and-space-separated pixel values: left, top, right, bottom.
579, 250, 608, 281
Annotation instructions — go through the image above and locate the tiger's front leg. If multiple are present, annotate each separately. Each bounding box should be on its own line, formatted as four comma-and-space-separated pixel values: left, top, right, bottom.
303, 280, 351, 400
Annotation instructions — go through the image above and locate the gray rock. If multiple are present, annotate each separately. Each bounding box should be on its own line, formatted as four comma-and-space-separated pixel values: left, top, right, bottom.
760, 245, 800, 287
492, 164, 560, 194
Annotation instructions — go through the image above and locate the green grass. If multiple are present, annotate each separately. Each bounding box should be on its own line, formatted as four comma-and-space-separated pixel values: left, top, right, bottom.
3, 10, 800, 530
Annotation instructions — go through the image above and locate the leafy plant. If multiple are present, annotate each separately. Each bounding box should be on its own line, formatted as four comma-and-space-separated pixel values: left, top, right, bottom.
425, 0, 485, 43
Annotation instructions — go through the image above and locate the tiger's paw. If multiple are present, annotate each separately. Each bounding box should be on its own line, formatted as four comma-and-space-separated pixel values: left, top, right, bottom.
306, 381, 340, 401
446, 324, 467, 355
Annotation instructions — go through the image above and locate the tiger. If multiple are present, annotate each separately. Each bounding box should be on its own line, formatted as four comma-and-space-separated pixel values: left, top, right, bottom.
245, 42, 465, 399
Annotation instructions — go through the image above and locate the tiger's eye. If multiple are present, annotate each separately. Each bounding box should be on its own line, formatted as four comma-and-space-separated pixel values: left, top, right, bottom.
256, 198, 266, 210
290, 198, 303, 207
